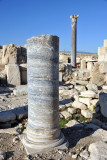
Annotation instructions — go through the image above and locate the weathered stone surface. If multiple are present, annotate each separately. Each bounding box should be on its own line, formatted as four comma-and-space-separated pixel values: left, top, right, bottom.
88, 141, 107, 160
102, 85, 107, 90
80, 150, 89, 159
70, 89, 79, 97
81, 110, 93, 118
21, 35, 67, 154
2, 44, 17, 65
81, 59, 86, 70
91, 62, 106, 86
59, 72, 62, 82
98, 46, 107, 62
90, 99, 98, 106
0, 110, 16, 122
61, 111, 72, 119
65, 101, 73, 107
72, 101, 87, 110
13, 85, 27, 96
67, 107, 77, 114
0, 151, 6, 160
0, 49, 3, 64
74, 95, 79, 101
92, 129, 107, 141
59, 64, 65, 72
87, 62, 93, 71
70, 15, 79, 67
75, 80, 88, 85
80, 90, 97, 98
79, 97, 91, 107
75, 85, 86, 92
77, 70, 90, 81
104, 39, 107, 47
99, 92, 107, 118
86, 83, 98, 92
6, 64, 21, 86
65, 120, 80, 127
99, 62, 107, 73
59, 104, 66, 110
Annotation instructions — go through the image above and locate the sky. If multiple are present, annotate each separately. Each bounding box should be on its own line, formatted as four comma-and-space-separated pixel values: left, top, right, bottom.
0, 0, 107, 53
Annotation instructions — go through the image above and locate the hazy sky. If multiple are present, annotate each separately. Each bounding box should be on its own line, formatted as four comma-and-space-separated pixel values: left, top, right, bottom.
0, 0, 107, 53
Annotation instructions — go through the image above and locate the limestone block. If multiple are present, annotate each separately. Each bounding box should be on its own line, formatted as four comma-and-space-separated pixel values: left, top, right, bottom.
90, 62, 105, 86
59, 64, 65, 72
67, 107, 77, 114
90, 99, 98, 106
87, 62, 93, 71
0, 49, 3, 63
81, 110, 93, 118
99, 92, 107, 118
81, 59, 86, 70
86, 83, 98, 92
6, 64, 21, 86
79, 97, 91, 107
13, 85, 27, 96
65, 120, 80, 127
74, 95, 79, 101
99, 62, 107, 73
59, 54, 68, 63
92, 128, 107, 141
80, 150, 89, 159
61, 111, 72, 119
78, 70, 91, 81
72, 101, 87, 110
59, 72, 62, 82
88, 141, 107, 160
75, 85, 86, 92
75, 80, 88, 85
104, 39, 107, 47
102, 85, 107, 90
76, 57, 81, 63
80, 90, 97, 98
2, 44, 17, 65
98, 46, 107, 62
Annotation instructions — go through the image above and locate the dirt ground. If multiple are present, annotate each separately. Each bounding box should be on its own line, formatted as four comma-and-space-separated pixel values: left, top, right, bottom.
0, 122, 102, 160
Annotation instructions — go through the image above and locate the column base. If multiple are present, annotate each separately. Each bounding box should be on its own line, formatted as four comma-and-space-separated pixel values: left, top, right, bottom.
20, 132, 69, 155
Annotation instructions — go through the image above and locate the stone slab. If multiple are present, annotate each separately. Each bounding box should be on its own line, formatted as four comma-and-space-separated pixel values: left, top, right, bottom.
6, 64, 21, 86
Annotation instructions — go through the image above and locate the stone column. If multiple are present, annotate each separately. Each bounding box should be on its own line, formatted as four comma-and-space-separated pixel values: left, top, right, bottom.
70, 15, 79, 68
21, 35, 68, 154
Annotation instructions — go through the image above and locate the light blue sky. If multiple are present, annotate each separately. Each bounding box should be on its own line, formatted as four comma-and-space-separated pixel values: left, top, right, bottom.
0, 0, 107, 53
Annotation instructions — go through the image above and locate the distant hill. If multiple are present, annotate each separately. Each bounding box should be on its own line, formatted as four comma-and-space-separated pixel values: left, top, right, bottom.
60, 51, 97, 54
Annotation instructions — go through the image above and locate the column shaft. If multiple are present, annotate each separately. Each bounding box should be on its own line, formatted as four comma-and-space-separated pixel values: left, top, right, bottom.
71, 21, 76, 67
21, 35, 67, 154
70, 15, 79, 68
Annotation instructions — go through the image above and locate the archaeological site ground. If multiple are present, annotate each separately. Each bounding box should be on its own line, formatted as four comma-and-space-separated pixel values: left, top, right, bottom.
0, 16, 107, 160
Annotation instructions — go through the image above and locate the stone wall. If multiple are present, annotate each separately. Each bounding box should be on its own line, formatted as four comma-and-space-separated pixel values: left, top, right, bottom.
0, 44, 27, 86
98, 39, 107, 62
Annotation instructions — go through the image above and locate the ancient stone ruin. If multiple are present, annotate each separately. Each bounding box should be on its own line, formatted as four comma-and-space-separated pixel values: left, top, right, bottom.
0, 44, 27, 86
70, 15, 79, 68
21, 35, 68, 154
0, 35, 107, 159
